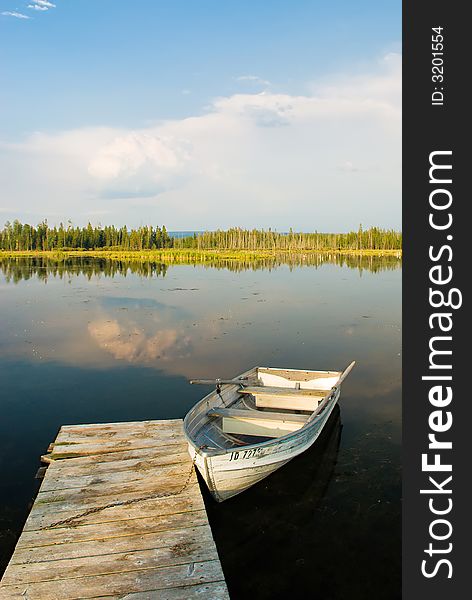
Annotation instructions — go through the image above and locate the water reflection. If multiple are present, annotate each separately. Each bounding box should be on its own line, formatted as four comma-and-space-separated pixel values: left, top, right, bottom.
0, 253, 401, 283
0, 257, 401, 597
88, 319, 191, 363
0, 259, 401, 386
205, 406, 342, 599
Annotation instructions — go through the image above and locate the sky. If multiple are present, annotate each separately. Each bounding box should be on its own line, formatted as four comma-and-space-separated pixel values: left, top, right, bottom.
0, 1, 401, 231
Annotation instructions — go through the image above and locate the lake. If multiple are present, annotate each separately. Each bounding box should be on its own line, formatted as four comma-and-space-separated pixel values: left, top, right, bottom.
0, 255, 401, 598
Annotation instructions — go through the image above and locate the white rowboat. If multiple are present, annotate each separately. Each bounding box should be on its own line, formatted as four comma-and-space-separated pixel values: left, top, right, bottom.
183, 361, 355, 501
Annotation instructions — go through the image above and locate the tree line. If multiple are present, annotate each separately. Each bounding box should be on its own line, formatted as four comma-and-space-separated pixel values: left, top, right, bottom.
0, 220, 402, 252
175, 226, 401, 251
0, 221, 173, 251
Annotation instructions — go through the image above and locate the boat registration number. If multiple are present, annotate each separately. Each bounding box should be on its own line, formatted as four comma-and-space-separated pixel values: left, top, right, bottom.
229, 448, 264, 461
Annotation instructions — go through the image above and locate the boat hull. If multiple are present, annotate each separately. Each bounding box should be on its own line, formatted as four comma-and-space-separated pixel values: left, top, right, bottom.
190, 387, 340, 501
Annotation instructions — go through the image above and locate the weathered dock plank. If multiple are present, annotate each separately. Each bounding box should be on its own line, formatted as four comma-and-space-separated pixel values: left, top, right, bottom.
25, 489, 205, 531
0, 419, 229, 599
0, 560, 226, 599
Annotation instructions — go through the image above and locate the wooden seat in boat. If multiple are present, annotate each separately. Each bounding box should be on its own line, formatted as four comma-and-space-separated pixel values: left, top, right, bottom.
208, 407, 309, 438
239, 385, 330, 412
257, 367, 339, 381
240, 386, 328, 397
208, 407, 310, 422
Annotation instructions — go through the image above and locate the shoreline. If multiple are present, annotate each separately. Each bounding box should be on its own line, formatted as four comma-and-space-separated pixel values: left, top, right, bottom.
0, 248, 402, 261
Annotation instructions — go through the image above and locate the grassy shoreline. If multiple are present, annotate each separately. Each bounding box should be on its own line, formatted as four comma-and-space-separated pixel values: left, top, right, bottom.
0, 248, 402, 261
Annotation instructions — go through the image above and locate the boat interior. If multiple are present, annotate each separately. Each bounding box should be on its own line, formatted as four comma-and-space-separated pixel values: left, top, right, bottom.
184, 367, 342, 452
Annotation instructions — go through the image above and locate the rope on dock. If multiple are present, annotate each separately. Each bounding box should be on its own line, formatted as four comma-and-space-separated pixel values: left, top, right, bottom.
42, 449, 200, 530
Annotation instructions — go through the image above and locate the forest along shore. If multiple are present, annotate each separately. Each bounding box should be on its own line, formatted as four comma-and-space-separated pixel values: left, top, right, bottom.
0, 222, 402, 258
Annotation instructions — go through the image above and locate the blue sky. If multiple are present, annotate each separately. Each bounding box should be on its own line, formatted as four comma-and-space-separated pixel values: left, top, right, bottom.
1, 1, 401, 230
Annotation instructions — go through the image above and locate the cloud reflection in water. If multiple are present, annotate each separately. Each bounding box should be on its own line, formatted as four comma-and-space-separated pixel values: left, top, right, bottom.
88, 318, 191, 363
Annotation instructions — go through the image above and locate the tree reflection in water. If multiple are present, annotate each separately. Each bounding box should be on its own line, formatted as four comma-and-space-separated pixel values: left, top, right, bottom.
0, 253, 401, 284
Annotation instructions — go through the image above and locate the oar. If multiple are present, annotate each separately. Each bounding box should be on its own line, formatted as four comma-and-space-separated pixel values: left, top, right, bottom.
317, 361, 355, 407
336, 361, 356, 387
189, 378, 249, 386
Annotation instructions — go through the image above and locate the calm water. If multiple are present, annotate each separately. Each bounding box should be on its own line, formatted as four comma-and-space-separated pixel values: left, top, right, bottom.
0, 256, 401, 598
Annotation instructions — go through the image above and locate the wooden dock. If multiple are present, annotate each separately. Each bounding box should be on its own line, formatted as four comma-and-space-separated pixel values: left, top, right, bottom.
0, 419, 229, 599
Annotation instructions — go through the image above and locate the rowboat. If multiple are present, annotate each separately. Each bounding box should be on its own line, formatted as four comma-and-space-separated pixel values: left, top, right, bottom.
183, 361, 355, 502
205, 406, 342, 577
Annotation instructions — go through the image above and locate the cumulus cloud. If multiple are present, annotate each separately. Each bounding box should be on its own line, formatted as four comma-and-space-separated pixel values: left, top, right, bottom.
0, 53, 401, 229
87, 133, 191, 198
2, 11, 30, 19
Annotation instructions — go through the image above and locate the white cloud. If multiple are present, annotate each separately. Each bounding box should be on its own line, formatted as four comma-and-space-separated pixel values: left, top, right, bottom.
87, 133, 192, 198
0, 53, 401, 230
2, 11, 31, 19
28, 1, 56, 11
236, 75, 271, 87
88, 133, 188, 179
